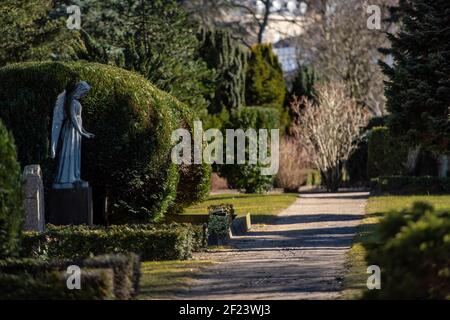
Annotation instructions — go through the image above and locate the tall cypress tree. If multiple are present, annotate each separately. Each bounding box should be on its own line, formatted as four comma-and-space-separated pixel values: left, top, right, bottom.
198, 28, 247, 114
290, 66, 317, 102
245, 44, 286, 110
380, 0, 450, 152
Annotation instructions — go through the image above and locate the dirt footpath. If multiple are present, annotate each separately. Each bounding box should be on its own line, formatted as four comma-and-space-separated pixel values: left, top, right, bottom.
179, 192, 369, 300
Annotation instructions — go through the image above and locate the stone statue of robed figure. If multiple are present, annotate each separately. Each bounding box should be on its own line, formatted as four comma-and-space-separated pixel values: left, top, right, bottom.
50, 81, 94, 189
48, 80, 94, 225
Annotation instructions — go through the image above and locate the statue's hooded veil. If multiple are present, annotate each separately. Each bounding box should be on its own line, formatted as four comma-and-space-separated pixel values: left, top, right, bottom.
72, 81, 91, 99
50, 81, 91, 157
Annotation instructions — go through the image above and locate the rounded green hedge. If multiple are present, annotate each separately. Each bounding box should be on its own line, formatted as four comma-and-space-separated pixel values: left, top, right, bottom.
0, 62, 210, 223
0, 120, 23, 259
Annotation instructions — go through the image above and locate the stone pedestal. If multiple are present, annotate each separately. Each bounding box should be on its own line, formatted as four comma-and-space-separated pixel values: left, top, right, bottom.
23, 165, 45, 232
49, 186, 93, 225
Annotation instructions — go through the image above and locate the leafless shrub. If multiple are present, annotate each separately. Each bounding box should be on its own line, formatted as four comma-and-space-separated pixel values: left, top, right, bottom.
292, 83, 369, 191
275, 136, 311, 192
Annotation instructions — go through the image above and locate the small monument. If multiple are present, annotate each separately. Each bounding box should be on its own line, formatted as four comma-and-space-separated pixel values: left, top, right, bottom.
23, 165, 45, 232
48, 81, 94, 225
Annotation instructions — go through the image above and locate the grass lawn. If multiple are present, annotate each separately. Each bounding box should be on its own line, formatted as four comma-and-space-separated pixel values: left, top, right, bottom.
184, 193, 299, 224
138, 260, 215, 300
341, 194, 450, 299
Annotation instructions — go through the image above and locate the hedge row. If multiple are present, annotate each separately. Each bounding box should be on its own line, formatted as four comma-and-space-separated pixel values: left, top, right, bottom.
0, 61, 210, 223
22, 223, 206, 261
0, 253, 140, 300
367, 127, 408, 179
370, 176, 450, 195
364, 202, 450, 299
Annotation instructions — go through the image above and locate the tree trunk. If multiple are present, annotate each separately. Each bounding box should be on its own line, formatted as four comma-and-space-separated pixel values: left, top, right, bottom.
323, 166, 340, 192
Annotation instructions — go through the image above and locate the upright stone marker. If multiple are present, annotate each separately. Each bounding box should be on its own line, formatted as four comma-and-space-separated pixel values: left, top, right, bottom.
23, 165, 45, 232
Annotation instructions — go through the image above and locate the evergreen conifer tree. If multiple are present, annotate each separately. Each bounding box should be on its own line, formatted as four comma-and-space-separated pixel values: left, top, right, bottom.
380, 0, 450, 152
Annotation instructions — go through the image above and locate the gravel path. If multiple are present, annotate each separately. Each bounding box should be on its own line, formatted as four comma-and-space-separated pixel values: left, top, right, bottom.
179, 192, 369, 300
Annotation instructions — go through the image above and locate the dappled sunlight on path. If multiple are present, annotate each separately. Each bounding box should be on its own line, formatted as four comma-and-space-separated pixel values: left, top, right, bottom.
178, 192, 369, 300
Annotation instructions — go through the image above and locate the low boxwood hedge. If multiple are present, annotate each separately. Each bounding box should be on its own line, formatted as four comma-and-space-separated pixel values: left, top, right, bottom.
21, 223, 206, 261
371, 176, 450, 195
0, 269, 115, 300
0, 253, 140, 300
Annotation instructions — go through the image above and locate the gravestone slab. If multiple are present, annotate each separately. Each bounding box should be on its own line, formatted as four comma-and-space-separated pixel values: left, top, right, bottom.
231, 213, 252, 236
48, 185, 93, 226
23, 165, 45, 232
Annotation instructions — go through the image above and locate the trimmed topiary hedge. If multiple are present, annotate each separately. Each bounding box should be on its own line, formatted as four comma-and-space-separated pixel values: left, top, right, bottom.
371, 176, 450, 195
21, 223, 206, 261
364, 202, 450, 299
367, 127, 408, 179
0, 253, 140, 300
0, 120, 23, 259
0, 61, 210, 223
0, 269, 115, 300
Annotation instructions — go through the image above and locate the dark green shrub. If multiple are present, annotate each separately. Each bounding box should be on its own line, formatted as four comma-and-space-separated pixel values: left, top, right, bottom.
364, 203, 450, 299
0, 120, 23, 259
198, 28, 247, 113
0, 61, 210, 223
21, 223, 206, 261
290, 65, 317, 102
346, 117, 388, 184
218, 107, 278, 193
367, 127, 408, 179
245, 44, 286, 129
246, 44, 285, 109
370, 176, 450, 195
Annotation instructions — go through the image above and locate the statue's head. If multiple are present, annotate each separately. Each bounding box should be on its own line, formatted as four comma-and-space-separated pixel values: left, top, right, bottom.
72, 81, 91, 99
63, 80, 91, 117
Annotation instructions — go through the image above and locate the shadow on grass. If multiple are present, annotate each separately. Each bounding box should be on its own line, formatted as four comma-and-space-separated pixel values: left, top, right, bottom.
340, 218, 380, 300
207, 193, 298, 202
138, 261, 215, 300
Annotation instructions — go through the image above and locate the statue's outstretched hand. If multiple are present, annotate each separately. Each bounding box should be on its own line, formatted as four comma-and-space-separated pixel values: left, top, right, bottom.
84, 133, 95, 139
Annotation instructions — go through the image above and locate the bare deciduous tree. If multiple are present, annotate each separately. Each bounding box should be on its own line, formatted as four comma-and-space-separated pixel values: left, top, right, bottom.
292, 83, 369, 191
297, 0, 396, 116
181, 0, 312, 46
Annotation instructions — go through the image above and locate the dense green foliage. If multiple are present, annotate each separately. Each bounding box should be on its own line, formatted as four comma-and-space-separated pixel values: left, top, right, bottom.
0, 121, 23, 259
370, 176, 450, 195
0, 253, 140, 300
198, 28, 247, 114
245, 44, 287, 129
290, 66, 317, 102
0, 0, 73, 67
381, 0, 450, 152
218, 107, 279, 193
71, 0, 213, 119
21, 223, 206, 261
367, 127, 408, 179
245, 44, 285, 109
0, 62, 210, 223
364, 202, 450, 299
